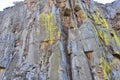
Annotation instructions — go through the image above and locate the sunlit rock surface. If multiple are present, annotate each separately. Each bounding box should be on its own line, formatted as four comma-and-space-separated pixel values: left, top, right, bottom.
0, 0, 120, 80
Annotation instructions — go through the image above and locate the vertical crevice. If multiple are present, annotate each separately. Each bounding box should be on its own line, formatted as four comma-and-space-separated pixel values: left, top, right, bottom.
84, 50, 94, 80
111, 54, 120, 80
68, 0, 72, 9
0, 66, 5, 79
61, 26, 72, 80
60, 5, 73, 79
40, 40, 53, 80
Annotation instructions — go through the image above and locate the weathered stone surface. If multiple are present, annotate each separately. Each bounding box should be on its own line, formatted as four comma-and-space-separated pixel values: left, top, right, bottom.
0, 0, 120, 80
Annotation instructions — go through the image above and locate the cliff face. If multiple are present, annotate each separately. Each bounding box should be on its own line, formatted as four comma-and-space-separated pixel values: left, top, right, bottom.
96, 0, 120, 37
0, 0, 120, 80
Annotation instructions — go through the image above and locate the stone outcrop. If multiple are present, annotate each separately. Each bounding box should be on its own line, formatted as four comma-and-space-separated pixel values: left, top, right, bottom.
0, 0, 120, 80
96, 0, 120, 36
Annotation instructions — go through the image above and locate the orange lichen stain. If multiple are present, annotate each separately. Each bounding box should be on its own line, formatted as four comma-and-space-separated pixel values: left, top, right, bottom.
85, 51, 93, 60
74, 5, 86, 25
61, 8, 71, 28
62, 16, 71, 28
97, 64, 105, 80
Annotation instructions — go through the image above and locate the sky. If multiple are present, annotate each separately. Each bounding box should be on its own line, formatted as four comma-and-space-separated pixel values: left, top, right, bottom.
94, 0, 115, 4
0, 0, 24, 11
0, 0, 115, 11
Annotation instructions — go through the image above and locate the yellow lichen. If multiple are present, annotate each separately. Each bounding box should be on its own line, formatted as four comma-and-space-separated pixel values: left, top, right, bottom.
115, 51, 119, 54
39, 12, 60, 45
98, 58, 111, 79
101, 18, 109, 29
110, 31, 120, 47
92, 12, 109, 29
93, 13, 99, 24
99, 30, 109, 45
103, 59, 111, 78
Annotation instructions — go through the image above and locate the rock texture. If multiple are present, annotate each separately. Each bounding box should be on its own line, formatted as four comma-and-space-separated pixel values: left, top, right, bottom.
0, 0, 120, 80
96, 0, 120, 36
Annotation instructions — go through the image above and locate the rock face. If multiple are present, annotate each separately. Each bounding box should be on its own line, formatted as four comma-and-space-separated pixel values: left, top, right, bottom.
96, 0, 120, 36
0, 0, 120, 80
